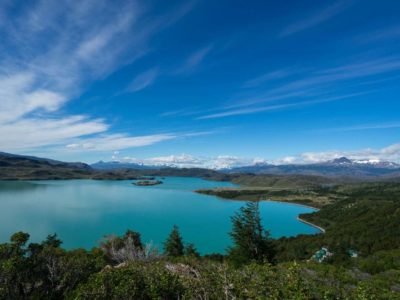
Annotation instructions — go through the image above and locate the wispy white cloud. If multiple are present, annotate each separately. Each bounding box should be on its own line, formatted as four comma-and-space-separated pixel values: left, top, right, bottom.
243, 69, 293, 88
65, 133, 176, 152
126, 42, 212, 93
0, 116, 108, 151
317, 57, 400, 79
63, 130, 215, 153
1, 1, 146, 92
279, 1, 351, 37
354, 24, 400, 44
75, 6, 139, 63
127, 67, 159, 92
196, 53, 400, 120
159, 107, 207, 118
197, 102, 295, 120
225, 90, 314, 110
175, 45, 213, 74
197, 92, 369, 120
0, 1, 196, 153
0, 72, 67, 122
159, 109, 191, 117
316, 121, 400, 133
247, 57, 400, 101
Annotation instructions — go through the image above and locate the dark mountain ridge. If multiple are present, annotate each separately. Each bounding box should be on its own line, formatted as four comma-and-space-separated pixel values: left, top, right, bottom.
0, 152, 229, 181
2, 151, 400, 180
227, 157, 400, 177
0, 152, 91, 170
0, 152, 94, 180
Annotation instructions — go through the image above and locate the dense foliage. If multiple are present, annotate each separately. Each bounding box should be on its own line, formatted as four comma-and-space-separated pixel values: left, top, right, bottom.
0, 232, 104, 299
0, 231, 398, 299
276, 182, 400, 262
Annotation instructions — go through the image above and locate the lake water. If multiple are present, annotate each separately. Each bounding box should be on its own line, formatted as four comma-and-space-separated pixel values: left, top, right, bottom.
0, 178, 319, 254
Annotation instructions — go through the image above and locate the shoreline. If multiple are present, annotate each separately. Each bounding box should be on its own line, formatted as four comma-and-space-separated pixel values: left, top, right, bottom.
196, 190, 324, 210
195, 194, 326, 234
264, 199, 325, 233
296, 216, 325, 233
264, 199, 320, 211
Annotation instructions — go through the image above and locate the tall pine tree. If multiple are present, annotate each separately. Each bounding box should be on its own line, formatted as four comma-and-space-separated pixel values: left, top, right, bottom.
164, 225, 184, 257
228, 202, 275, 265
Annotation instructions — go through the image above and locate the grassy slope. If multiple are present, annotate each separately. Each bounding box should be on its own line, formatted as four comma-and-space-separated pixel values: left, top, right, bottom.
196, 174, 347, 208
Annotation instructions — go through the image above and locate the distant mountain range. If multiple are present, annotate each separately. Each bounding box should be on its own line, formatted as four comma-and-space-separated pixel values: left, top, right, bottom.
91, 157, 400, 178
226, 157, 400, 177
0, 152, 228, 181
1, 151, 400, 179
91, 160, 157, 170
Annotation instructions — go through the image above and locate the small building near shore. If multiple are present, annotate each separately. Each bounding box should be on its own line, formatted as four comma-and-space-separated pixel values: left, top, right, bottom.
311, 247, 333, 263
348, 249, 358, 258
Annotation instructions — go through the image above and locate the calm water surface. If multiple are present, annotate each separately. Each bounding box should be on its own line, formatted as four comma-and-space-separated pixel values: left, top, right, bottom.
0, 178, 319, 254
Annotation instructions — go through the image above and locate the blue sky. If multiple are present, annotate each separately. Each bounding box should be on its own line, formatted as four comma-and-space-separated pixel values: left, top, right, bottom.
1, 0, 400, 166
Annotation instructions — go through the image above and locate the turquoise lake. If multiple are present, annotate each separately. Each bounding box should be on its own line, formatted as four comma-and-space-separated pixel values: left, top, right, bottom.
0, 177, 320, 254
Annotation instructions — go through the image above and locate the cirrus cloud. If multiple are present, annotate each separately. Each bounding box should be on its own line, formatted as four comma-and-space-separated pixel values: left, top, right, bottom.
0, 0, 197, 155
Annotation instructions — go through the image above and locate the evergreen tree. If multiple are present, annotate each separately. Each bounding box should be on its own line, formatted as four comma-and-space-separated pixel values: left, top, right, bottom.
164, 225, 184, 257
42, 233, 62, 248
124, 230, 143, 250
228, 202, 275, 265
184, 243, 200, 257
10, 231, 30, 248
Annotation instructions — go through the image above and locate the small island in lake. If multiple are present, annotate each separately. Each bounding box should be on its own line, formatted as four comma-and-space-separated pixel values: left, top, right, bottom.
132, 180, 163, 186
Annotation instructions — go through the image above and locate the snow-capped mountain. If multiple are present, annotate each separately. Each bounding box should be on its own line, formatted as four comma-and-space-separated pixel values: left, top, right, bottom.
91, 156, 400, 177
92, 154, 266, 170
327, 157, 399, 167
91, 160, 158, 170
227, 157, 400, 177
